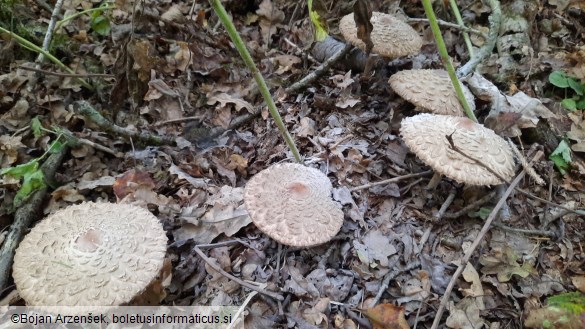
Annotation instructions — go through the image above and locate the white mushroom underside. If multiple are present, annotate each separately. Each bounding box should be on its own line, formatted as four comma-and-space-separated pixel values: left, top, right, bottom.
244, 163, 344, 247
339, 12, 422, 58
13, 202, 167, 307
389, 69, 475, 116
400, 114, 515, 185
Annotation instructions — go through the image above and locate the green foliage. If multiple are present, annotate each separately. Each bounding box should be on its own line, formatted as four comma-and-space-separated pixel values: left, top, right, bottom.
31, 117, 43, 138
1, 160, 45, 207
307, 0, 329, 42
549, 140, 572, 175
0, 138, 65, 207
468, 207, 492, 220
89, 3, 112, 36
549, 71, 585, 111
547, 292, 585, 315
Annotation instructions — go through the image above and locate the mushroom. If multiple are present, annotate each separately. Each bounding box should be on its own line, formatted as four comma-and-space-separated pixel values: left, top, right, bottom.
400, 113, 515, 188
389, 69, 475, 116
12, 202, 167, 308
244, 163, 344, 247
339, 12, 422, 59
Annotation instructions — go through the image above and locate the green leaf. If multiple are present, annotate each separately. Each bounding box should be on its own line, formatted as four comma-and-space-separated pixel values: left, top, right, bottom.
31, 117, 43, 138
0, 160, 39, 179
13, 169, 45, 207
47, 140, 65, 154
308, 0, 329, 42
576, 98, 585, 110
549, 71, 570, 88
468, 207, 492, 220
90, 15, 111, 36
561, 98, 577, 111
567, 78, 585, 95
550, 140, 572, 174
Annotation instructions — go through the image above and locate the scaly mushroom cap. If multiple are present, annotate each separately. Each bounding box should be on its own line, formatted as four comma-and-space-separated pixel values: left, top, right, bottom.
400, 113, 515, 185
339, 12, 422, 59
389, 69, 475, 116
13, 202, 167, 307
244, 163, 344, 247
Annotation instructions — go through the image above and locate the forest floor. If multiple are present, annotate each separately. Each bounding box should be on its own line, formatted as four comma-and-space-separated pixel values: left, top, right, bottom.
0, 0, 584, 328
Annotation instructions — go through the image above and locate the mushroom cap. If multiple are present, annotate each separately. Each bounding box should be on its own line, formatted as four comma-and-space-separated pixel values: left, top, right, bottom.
339, 12, 422, 59
389, 69, 475, 116
13, 202, 167, 307
244, 163, 344, 247
400, 113, 515, 185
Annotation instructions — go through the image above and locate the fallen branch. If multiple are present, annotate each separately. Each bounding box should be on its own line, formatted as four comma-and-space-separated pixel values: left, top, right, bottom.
73, 101, 176, 146
0, 146, 69, 290
350, 170, 433, 192
430, 151, 544, 329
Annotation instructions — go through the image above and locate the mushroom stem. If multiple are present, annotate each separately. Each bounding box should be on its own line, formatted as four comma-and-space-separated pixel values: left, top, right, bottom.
426, 172, 443, 189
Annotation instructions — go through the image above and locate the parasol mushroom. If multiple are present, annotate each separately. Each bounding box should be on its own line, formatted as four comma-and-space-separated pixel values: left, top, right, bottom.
12, 202, 167, 308
339, 12, 422, 59
244, 163, 344, 247
400, 113, 515, 188
389, 69, 475, 116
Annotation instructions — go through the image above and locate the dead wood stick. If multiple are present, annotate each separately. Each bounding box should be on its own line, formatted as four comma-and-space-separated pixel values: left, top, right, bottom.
0, 146, 69, 290
73, 101, 175, 146
285, 42, 352, 94
429, 151, 543, 329
350, 170, 433, 192
193, 246, 284, 301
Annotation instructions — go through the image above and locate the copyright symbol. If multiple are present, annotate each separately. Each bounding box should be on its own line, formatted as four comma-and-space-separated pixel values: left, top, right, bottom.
11, 314, 19, 323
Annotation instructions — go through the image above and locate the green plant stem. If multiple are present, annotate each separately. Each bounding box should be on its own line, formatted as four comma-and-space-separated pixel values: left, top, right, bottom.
209, 0, 301, 162
421, 0, 477, 122
0, 26, 93, 90
448, 0, 473, 58
55, 5, 115, 30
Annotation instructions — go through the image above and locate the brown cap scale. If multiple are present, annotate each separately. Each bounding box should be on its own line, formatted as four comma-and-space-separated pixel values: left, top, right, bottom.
244, 163, 344, 247
13, 202, 167, 307
400, 113, 515, 186
339, 12, 422, 59
389, 69, 475, 116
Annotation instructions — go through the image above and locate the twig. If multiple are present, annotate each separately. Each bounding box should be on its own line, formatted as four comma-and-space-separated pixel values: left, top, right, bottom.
350, 170, 433, 192
435, 189, 457, 219
344, 307, 372, 329
443, 190, 497, 219
491, 222, 556, 238
34, 0, 62, 18
225, 291, 256, 329
406, 17, 487, 38
429, 151, 544, 329
36, 0, 64, 65
193, 246, 284, 301
457, 0, 501, 77
448, 0, 474, 57
446, 134, 509, 184
73, 101, 176, 146
515, 188, 585, 216
0, 146, 69, 290
371, 260, 420, 306
283, 37, 318, 63
285, 42, 352, 94
19, 65, 114, 78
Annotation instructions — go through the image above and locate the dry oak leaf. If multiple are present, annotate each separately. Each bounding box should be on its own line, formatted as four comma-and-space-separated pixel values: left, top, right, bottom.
207, 92, 254, 113
360, 304, 409, 329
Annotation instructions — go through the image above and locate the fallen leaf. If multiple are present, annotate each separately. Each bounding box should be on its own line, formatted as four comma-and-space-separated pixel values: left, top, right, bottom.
360, 304, 409, 329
